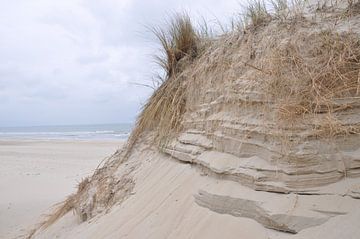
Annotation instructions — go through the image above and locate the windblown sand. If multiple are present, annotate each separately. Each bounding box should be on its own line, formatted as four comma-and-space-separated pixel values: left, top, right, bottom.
0, 139, 123, 239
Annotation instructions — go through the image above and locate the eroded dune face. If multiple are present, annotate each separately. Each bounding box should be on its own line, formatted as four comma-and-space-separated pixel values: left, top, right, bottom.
32, 2, 360, 239
165, 30, 360, 193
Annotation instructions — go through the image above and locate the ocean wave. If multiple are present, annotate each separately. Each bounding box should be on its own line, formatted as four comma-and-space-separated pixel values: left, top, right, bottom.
0, 131, 120, 135
0, 124, 132, 140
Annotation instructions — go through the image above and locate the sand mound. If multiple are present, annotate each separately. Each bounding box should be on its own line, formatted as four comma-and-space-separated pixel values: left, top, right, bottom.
30, 1, 360, 238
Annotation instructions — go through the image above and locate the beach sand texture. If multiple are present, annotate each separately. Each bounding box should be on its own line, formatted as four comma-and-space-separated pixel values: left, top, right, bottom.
0, 140, 123, 239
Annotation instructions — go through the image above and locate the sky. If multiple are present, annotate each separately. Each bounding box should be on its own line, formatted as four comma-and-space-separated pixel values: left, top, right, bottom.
0, 0, 240, 127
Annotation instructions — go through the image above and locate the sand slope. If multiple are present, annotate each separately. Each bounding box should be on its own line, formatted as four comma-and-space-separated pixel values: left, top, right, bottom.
33, 144, 360, 239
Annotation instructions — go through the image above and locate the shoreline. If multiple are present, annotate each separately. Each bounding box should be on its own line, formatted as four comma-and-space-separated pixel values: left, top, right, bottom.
0, 138, 127, 143
0, 139, 124, 239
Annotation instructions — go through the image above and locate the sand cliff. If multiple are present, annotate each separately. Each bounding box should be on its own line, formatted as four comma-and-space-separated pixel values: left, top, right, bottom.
31, 1, 360, 238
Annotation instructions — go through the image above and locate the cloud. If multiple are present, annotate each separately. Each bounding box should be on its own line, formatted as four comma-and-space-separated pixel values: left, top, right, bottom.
77, 52, 109, 65
0, 0, 240, 126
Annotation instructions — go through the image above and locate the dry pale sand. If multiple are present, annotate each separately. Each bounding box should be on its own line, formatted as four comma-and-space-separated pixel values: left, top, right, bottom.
33, 145, 360, 239
0, 139, 123, 239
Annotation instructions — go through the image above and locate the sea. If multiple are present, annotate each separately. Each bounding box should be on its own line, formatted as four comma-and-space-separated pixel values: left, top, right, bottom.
0, 123, 133, 141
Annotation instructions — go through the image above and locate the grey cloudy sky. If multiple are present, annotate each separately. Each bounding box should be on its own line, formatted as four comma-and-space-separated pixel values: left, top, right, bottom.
0, 0, 240, 127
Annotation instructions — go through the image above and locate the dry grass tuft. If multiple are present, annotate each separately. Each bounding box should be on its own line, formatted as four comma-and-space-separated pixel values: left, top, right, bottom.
126, 14, 200, 152
242, 0, 272, 29
313, 115, 360, 138
266, 30, 360, 136
346, 0, 360, 15
238, 0, 307, 32
39, 196, 76, 229
246, 0, 271, 26
127, 75, 188, 151
271, 0, 289, 20
151, 14, 199, 79
269, 0, 306, 22
27, 178, 90, 238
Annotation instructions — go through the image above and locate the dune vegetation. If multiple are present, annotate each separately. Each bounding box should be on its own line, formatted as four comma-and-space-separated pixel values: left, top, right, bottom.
127, 0, 360, 153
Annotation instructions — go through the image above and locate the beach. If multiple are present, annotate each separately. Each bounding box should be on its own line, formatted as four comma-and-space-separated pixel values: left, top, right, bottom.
0, 139, 123, 239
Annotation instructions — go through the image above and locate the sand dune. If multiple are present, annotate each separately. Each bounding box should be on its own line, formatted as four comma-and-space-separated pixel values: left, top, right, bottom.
27, 1, 360, 238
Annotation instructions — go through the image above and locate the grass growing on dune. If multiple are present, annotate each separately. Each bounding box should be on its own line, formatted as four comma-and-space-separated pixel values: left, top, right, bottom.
266, 30, 360, 137
126, 14, 200, 153
244, 0, 272, 27
126, 0, 360, 152
152, 14, 199, 79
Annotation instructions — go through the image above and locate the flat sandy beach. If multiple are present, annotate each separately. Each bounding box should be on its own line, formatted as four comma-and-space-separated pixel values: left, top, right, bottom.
0, 139, 123, 239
